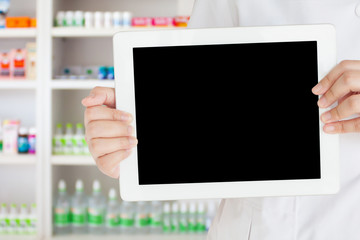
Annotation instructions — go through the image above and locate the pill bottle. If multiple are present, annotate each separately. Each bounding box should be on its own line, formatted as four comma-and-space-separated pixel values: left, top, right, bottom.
107, 66, 114, 80
112, 12, 122, 28
84, 12, 93, 28
65, 11, 74, 26
18, 127, 29, 154
122, 11, 132, 27
104, 12, 112, 28
56, 11, 65, 26
28, 127, 36, 154
94, 11, 103, 28
98, 66, 108, 80
74, 11, 84, 27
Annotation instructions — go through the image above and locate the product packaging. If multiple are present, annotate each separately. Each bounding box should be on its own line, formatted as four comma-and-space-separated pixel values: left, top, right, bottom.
0, 51, 11, 79
11, 48, 26, 78
174, 16, 190, 27
152, 17, 174, 27
6, 16, 31, 28
132, 17, 152, 27
3, 120, 20, 154
26, 42, 36, 80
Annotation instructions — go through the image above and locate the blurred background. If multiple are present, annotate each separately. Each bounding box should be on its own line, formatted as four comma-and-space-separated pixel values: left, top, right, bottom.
0, 0, 220, 239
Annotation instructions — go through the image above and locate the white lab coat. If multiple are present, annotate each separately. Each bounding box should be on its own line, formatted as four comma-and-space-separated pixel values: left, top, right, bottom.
188, 0, 360, 239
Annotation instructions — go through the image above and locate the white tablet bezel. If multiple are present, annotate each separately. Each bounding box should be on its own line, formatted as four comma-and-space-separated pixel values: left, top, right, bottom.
113, 24, 339, 201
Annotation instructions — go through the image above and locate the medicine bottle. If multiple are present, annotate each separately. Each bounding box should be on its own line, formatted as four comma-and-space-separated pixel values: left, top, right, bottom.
18, 127, 29, 154
28, 127, 36, 154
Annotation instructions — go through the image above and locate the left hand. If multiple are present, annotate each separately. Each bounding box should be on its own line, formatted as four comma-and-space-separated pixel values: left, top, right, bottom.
312, 60, 360, 134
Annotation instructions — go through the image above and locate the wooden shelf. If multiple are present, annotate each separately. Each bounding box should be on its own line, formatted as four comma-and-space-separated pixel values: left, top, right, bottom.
51, 155, 95, 165
51, 80, 115, 89
0, 28, 37, 38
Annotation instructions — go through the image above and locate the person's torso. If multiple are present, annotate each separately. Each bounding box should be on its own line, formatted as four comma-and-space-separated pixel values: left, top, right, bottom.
191, 0, 360, 239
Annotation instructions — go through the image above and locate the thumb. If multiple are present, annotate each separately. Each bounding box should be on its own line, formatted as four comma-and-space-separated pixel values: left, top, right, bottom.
81, 87, 116, 108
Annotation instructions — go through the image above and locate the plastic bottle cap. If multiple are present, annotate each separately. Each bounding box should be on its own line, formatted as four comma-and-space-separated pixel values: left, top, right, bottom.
163, 202, 170, 213
108, 188, 117, 199
189, 202, 196, 213
66, 123, 73, 128
29, 127, 36, 135
19, 127, 28, 135
58, 179, 66, 192
1, 203, 6, 208
75, 179, 84, 192
197, 202, 205, 213
76, 123, 83, 129
21, 203, 27, 208
93, 180, 101, 192
171, 202, 179, 212
11, 203, 16, 208
56, 123, 62, 128
31, 203, 36, 208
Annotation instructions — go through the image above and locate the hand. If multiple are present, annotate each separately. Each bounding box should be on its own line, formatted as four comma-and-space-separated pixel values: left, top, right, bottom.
312, 60, 360, 133
82, 87, 138, 178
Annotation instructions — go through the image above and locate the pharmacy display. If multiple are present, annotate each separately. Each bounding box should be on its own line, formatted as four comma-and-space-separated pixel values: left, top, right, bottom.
53, 179, 216, 235
114, 25, 339, 201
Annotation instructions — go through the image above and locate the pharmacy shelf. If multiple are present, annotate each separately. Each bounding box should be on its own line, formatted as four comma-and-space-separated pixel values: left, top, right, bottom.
0, 154, 37, 165
1, 236, 37, 240
0, 80, 37, 89
51, 80, 115, 89
51, 27, 177, 37
51, 155, 95, 165
0, 28, 37, 38
51, 234, 207, 240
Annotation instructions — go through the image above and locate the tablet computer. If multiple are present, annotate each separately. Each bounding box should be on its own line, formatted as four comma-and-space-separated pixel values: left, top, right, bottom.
113, 24, 339, 201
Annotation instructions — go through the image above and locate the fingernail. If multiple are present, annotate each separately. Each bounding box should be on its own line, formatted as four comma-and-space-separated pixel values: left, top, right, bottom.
121, 114, 130, 121
321, 111, 332, 122
128, 137, 138, 145
324, 124, 336, 133
128, 125, 133, 135
318, 96, 327, 107
312, 83, 323, 94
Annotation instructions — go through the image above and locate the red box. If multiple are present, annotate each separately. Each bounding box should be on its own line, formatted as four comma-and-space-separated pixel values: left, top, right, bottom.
132, 17, 152, 27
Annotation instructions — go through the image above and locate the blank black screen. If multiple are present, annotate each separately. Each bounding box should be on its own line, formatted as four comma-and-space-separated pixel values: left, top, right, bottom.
133, 41, 320, 185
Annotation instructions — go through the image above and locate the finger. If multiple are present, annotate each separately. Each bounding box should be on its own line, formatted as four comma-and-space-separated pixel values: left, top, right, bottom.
84, 105, 133, 126
323, 118, 360, 134
81, 87, 116, 108
317, 71, 360, 108
312, 60, 360, 95
95, 149, 133, 179
320, 94, 360, 123
86, 120, 134, 140
88, 136, 138, 159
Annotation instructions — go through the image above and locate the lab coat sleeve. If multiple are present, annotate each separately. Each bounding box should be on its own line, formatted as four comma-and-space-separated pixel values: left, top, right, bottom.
188, 0, 239, 28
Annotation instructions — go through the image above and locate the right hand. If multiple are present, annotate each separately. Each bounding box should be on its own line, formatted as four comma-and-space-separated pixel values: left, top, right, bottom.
81, 87, 138, 178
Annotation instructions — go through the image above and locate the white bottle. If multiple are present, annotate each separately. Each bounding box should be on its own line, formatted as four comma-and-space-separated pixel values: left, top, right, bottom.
170, 202, 179, 233
206, 201, 216, 231
0, 203, 7, 234
162, 202, 171, 234
188, 202, 197, 233
179, 202, 188, 234
56, 11, 65, 26
84, 12, 93, 28
18, 204, 28, 234
104, 12, 113, 28
196, 202, 206, 233
119, 201, 135, 234
112, 12, 122, 28
71, 179, 88, 234
88, 180, 106, 234
54, 180, 71, 235
53, 123, 63, 155
74, 11, 84, 27
64, 123, 73, 155
65, 11, 74, 26
28, 203, 37, 235
94, 11, 104, 28
134, 201, 149, 234
105, 188, 120, 234
8, 204, 18, 234
74, 123, 85, 155
122, 11, 132, 27
149, 201, 163, 234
